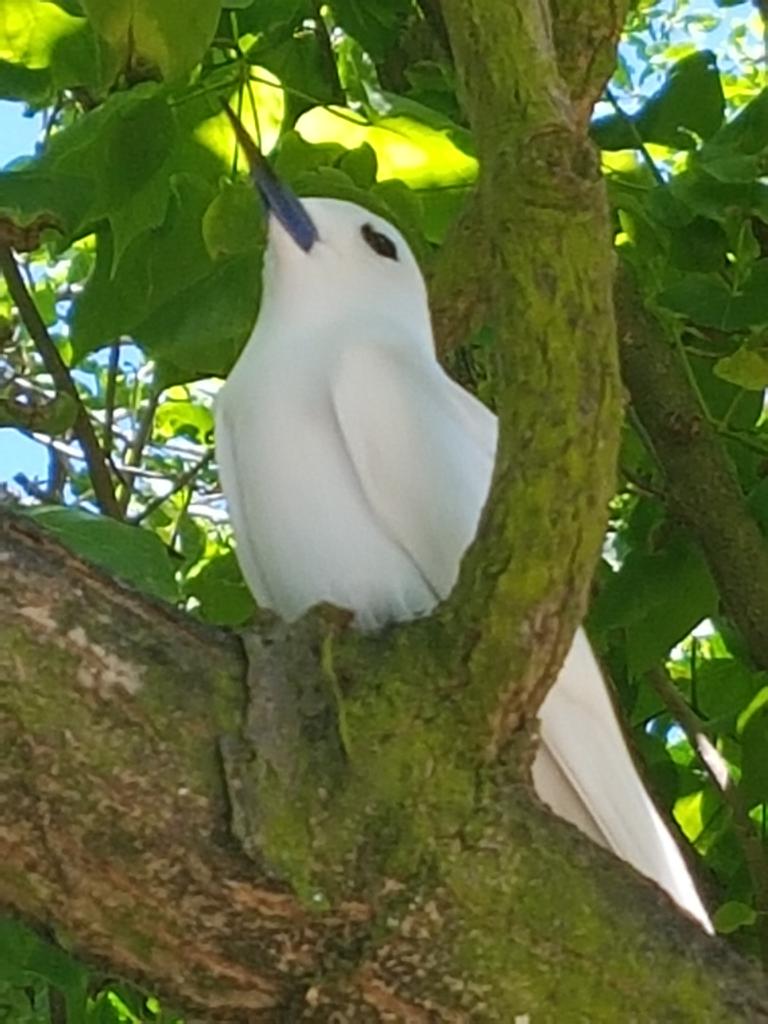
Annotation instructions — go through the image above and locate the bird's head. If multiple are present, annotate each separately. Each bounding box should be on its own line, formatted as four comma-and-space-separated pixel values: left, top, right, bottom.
223, 102, 431, 339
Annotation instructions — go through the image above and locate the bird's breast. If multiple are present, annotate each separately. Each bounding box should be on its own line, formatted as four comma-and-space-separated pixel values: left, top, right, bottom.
217, 355, 436, 628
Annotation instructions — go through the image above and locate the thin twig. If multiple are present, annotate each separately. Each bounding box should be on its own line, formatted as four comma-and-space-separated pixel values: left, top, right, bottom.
0, 245, 121, 518
118, 387, 160, 514
45, 446, 67, 504
718, 426, 768, 459
132, 450, 213, 525
649, 666, 768, 963
621, 465, 664, 500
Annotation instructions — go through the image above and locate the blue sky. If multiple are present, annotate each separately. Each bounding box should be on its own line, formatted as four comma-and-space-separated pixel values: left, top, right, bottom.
0, 102, 47, 487
0, 101, 39, 165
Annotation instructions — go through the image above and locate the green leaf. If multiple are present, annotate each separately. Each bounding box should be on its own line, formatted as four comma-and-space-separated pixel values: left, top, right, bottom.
737, 686, 768, 735
591, 535, 718, 673
3, 87, 179, 252
688, 350, 763, 432
659, 263, 768, 331
593, 52, 724, 150
25, 506, 179, 602
0, 168, 92, 241
229, 0, 309, 34
252, 29, 338, 124
338, 143, 378, 188
71, 175, 217, 362
155, 399, 214, 443
295, 106, 477, 189
713, 901, 757, 934
272, 129, 346, 181
0, 0, 105, 103
695, 659, 767, 724
135, 249, 261, 378
185, 549, 256, 626
740, 705, 768, 806
0, 918, 87, 1009
672, 91, 768, 223
668, 217, 727, 272
699, 88, 768, 161
714, 347, 768, 390
329, 0, 411, 58
103, 92, 178, 267
202, 181, 265, 260
80, 0, 221, 82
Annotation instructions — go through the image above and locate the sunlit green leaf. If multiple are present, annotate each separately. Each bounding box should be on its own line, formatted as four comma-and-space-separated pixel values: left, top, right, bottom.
0, 0, 105, 103
80, 0, 221, 82
155, 399, 214, 443
714, 347, 768, 390
295, 106, 477, 189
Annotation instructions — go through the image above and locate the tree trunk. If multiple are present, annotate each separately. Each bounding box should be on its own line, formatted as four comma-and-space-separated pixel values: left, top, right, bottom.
3, 1, 768, 1021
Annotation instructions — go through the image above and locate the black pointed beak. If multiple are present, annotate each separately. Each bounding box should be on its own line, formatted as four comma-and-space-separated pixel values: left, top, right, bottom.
221, 100, 318, 253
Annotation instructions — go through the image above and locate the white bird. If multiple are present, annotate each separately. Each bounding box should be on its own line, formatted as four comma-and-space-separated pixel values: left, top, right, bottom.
215, 111, 712, 932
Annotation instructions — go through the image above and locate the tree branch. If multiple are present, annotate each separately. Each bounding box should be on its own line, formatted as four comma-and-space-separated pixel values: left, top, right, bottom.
430, 0, 629, 354
0, 246, 121, 519
435, 0, 623, 746
117, 386, 160, 514
2, 508, 767, 1022
131, 450, 212, 525
551, 1, 631, 124
615, 268, 768, 671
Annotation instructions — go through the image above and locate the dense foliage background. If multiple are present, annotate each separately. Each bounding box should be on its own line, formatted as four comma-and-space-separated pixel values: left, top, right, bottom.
1, 0, 767, 1018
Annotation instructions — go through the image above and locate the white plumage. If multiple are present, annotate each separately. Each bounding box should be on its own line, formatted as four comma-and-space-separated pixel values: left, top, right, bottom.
216, 195, 712, 931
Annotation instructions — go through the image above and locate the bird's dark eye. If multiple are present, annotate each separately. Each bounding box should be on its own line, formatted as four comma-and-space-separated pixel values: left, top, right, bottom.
361, 222, 398, 261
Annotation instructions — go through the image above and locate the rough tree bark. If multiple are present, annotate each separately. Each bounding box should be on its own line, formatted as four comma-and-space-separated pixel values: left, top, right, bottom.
3, 514, 768, 1023
3, 1, 768, 1022
615, 269, 768, 672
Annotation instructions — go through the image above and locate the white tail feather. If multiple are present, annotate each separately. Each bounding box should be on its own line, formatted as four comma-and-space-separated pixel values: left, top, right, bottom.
532, 629, 713, 932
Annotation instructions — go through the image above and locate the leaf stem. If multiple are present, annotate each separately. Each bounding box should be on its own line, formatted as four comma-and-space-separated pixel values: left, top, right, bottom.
118, 386, 160, 514
132, 450, 212, 525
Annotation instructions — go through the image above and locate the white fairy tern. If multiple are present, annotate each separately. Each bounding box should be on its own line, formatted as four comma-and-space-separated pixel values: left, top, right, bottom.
216, 107, 712, 932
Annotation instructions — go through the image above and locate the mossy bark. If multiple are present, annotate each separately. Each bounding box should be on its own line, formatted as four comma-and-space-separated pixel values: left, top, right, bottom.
616, 269, 768, 671
3, 513, 768, 1022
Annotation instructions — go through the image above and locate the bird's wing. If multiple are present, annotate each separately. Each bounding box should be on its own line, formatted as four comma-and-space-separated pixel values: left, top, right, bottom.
533, 629, 712, 931
331, 343, 497, 600
214, 398, 274, 609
